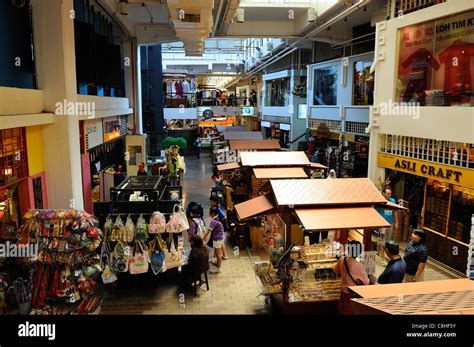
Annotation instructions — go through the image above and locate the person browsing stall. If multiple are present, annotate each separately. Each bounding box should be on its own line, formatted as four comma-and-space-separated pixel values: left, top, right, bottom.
210, 196, 228, 260
333, 241, 370, 314
403, 229, 428, 282
202, 207, 225, 274
378, 241, 406, 284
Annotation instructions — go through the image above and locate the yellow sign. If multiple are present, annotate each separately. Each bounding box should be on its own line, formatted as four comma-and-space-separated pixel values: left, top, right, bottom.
378, 153, 474, 188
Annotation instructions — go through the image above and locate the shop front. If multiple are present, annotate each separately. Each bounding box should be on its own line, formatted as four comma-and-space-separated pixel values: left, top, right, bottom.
378, 153, 474, 273
0, 126, 47, 239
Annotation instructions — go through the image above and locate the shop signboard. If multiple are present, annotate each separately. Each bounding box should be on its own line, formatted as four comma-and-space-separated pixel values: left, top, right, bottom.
378, 153, 474, 188
241, 107, 254, 116
84, 119, 103, 150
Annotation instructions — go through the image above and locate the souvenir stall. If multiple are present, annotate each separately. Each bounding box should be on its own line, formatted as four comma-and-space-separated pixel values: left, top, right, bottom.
1, 209, 103, 315
92, 175, 187, 285
235, 178, 406, 314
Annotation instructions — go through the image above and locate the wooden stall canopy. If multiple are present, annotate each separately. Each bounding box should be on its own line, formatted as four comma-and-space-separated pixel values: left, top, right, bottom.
229, 139, 281, 151
217, 162, 242, 172
270, 178, 387, 207
234, 194, 276, 220
349, 279, 474, 315
308, 162, 329, 169
350, 278, 474, 298
253, 167, 308, 179
240, 151, 310, 167
223, 131, 264, 140
295, 207, 390, 231
375, 200, 409, 211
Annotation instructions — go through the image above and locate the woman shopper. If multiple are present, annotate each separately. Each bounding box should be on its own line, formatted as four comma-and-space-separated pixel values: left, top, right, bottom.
403, 229, 428, 282
202, 207, 225, 274
187, 203, 206, 241
333, 241, 369, 314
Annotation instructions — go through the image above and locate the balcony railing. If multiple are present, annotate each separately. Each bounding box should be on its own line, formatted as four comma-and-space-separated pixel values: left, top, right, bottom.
379, 134, 474, 169
386, 0, 446, 19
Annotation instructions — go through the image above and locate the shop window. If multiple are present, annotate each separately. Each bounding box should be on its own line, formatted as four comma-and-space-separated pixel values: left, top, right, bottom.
265, 78, 290, 107
396, 10, 474, 106
352, 60, 374, 105
313, 65, 338, 105
0, 128, 28, 186
448, 186, 474, 244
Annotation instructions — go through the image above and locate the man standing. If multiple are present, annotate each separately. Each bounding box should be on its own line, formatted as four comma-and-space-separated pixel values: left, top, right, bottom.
378, 241, 406, 284
376, 187, 397, 264
403, 230, 428, 282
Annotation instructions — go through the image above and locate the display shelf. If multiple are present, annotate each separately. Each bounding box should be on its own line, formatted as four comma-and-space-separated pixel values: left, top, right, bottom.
287, 279, 341, 303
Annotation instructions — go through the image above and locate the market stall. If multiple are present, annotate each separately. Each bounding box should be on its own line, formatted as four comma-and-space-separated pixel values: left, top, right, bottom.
234, 178, 406, 314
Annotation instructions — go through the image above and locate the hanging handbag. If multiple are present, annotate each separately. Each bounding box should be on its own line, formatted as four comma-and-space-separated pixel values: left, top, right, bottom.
148, 211, 167, 234
150, 237, 166, 275
164, 235, 182, 270
135, 214, 148, 241
129, 241, 149, 275
124, 215, 136, 243
111, 241, 129, 273
166, 204, 189, 233
100, 242, 118, 284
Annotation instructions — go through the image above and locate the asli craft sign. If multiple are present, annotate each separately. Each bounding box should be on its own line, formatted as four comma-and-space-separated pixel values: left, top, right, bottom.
378, 153, 474, 188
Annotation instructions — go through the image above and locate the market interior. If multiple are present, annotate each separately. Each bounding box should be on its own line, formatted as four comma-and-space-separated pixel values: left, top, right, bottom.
0, 0, 473, 317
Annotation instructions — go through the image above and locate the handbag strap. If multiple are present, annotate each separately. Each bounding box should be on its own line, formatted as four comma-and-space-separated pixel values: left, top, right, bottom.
343, 256, 362, 286
173, 204, 180, 214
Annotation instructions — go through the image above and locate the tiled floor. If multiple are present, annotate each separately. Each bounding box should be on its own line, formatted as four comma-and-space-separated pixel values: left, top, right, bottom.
100, 152, 268, 315
99, 152, 461, 315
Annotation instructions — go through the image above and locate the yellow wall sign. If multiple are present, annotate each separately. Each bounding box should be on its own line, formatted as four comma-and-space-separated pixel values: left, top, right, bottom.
378, 153, 474, 188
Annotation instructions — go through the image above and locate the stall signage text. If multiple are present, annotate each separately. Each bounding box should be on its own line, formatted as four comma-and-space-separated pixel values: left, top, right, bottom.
378, 153, 473, 188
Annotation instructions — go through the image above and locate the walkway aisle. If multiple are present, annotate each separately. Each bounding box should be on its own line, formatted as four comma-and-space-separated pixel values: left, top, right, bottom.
100, 153, 267, 314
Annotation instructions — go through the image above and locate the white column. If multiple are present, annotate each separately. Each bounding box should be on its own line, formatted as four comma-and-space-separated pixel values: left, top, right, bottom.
31, 0, 84, 210
135, 43, 143, 135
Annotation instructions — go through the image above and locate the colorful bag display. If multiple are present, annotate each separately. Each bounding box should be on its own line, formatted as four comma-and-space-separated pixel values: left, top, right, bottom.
166, 204, 189, 233
149, 238, 166, 275
148, 211, 167, 234
129, 242, 149, 275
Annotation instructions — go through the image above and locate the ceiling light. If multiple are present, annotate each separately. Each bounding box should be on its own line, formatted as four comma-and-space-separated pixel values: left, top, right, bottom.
236, 8, 244, 23
307, 8, 316, 22
119, 0, 128, 15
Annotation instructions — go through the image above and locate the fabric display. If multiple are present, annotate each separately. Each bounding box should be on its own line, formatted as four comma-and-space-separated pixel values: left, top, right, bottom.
11, 209, 104, 315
